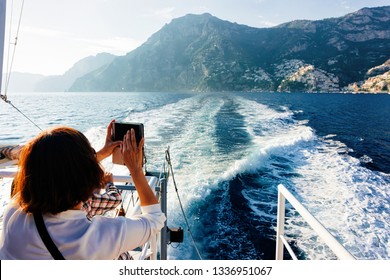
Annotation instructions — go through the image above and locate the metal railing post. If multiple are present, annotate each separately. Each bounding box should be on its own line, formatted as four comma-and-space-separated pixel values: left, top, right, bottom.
276, 187, 286, 260
159, 175, 168, 260
276, 184, 355, 260
0, 0, 6, 95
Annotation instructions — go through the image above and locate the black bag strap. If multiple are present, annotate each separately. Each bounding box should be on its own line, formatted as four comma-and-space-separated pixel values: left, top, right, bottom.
33, 212, 65, 260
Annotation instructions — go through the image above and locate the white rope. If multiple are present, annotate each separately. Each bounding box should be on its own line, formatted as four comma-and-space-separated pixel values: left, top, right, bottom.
1, 0, 42, 131
4, 0, 24, 96
165, 148, 203, 260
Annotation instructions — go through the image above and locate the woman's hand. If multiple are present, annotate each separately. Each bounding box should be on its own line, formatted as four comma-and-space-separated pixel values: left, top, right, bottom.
99, 172, 114, 189
122, 129, 157, 206
103, 172, 114, 184
96, 120, 122, 162
122, 129, 145, 175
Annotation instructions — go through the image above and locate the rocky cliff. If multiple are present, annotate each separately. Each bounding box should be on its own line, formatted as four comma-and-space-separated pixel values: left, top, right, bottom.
68, 6, 390, 93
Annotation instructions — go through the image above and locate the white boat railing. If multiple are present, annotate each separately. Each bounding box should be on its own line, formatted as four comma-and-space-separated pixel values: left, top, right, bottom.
114, 173, 167, 260
275, 184, 355, 260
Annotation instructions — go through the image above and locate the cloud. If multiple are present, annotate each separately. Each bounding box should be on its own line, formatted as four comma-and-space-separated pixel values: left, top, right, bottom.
154, 7, 175, 20
20, 25, 70, 39
10, 25, 143, 75
256, 15, 278, 27
340, 0, 351, 10
79, 37, 143, 55
20, 25, 142, 55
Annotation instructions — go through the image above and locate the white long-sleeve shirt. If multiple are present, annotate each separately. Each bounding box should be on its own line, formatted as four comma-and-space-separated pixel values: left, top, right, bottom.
0, 199, 166, 260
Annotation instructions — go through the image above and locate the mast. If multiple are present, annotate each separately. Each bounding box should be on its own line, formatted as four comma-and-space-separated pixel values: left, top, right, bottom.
0, 0, 6, 95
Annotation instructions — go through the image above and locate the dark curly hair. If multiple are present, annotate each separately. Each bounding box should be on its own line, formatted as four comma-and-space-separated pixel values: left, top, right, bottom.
13, 127, 104, 214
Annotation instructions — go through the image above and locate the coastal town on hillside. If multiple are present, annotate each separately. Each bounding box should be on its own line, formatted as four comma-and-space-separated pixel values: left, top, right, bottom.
241, 58, 389, 94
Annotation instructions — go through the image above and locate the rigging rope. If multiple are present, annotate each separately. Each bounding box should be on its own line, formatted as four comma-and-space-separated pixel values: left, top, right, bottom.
1, 0, 42, 132
165, 148, 203, 260
4, 99, 42, 131
3, 0, 24, 98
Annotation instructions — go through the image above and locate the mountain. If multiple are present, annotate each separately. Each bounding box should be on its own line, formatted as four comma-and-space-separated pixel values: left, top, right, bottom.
35, 53, 116, 92
68, 6, 389, 93
7, 53, 116, 92
6, 72, 45, 92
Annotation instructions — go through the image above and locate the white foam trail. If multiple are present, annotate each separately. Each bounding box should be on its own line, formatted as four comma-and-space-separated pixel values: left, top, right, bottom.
86, 94, 230, 213
144, 94, 321, 259
218, 96, 390, 259
222, 97, 315, 180
289, 137, 390, 259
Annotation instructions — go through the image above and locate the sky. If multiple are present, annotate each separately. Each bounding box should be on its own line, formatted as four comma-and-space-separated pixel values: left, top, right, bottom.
2, 0, 389, 76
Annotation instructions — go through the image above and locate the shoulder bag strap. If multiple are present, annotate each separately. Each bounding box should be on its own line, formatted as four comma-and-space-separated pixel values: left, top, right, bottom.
33, 212, 65, 260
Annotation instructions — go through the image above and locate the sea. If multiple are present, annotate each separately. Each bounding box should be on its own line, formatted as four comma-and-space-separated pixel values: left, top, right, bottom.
0, 91, 389, 260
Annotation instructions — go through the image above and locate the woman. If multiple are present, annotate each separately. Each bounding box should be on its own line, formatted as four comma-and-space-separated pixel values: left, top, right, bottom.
0, 121, 165, 259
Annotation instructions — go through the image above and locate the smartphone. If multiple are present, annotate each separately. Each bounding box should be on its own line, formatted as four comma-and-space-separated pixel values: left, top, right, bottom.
112, 122, 144, 165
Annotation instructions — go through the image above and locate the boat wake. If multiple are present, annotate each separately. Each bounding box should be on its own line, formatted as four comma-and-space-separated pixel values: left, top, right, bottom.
87, 93, 389, 260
